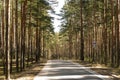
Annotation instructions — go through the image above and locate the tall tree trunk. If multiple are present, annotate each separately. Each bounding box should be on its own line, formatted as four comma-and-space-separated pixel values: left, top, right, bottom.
20, 2, 23, 71
103, 0, 108, 65
68, 17, 73, 59
35, 1, 40, 62
39, 27, 41, 61
1, 0, 6, 74
27, 0, 32, 66
20, 0, 27, 71
23, 0, 27, 69
116, 0, 120, 67
5, 0, 11, 79
111, 0, 115, 66
42, 30, 45, 58
36, 27, 39, 62
68, 33, 72, 59
80, 0, 84, 61
10, 0, 14, 73
15, 0, 19, 72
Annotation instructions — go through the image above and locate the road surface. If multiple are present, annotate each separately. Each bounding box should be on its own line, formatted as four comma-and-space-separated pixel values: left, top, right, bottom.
34, 60, 111, 80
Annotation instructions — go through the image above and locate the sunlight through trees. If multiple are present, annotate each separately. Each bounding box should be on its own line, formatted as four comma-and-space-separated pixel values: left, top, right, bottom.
0, 0, 120, 79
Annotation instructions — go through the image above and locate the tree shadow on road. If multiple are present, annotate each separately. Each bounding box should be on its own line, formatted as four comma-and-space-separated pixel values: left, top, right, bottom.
34, 60, 110, 80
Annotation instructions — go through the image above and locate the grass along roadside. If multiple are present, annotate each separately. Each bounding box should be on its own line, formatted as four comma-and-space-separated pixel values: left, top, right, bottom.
73, 60, 120, 80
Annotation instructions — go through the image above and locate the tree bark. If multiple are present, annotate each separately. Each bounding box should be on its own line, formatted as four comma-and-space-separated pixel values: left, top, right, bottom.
15, 0, 19, 72
80, 0, 84, 61
5, 0, 11, 79
111, 0, 115, 66
116, 0, 120, 67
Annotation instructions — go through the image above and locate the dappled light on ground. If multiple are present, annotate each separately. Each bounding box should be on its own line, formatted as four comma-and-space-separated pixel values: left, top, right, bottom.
34, 60, 111, 80
34, 75, 110, 80
16, 76, 33, 80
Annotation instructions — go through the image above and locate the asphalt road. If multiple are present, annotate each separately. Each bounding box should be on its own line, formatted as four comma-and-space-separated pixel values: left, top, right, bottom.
34, 60, 111, 80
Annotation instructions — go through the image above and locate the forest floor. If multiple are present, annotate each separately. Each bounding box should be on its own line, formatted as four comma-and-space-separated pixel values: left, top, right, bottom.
11, 61, 46, 80
74, 60, 120, 80
0, 60, 46, 80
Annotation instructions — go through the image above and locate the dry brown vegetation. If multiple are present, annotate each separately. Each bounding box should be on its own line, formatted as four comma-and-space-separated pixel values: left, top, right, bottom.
74, 60, 120, 80
12, 62, 46, 80
0, 61, 46, 80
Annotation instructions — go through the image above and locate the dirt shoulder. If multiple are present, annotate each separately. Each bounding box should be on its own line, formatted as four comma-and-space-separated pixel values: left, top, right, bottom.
74, 60, 120, 80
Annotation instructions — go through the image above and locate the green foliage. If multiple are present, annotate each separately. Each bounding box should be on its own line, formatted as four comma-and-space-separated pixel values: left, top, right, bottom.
26, 0, 54, 32
59, 0, 120, 66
